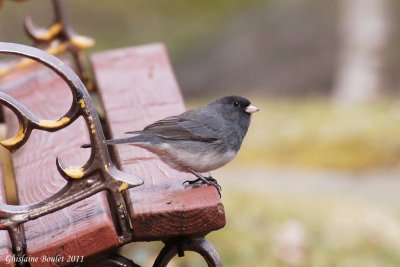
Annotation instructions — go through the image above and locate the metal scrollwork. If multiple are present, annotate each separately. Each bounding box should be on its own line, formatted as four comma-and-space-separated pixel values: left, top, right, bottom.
0, 42, 143, 261
0, 0, 95, 91
153, 237, 223, 267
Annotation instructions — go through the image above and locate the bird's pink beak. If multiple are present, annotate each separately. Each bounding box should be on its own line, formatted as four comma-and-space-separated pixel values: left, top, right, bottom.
245, 104, 259, 114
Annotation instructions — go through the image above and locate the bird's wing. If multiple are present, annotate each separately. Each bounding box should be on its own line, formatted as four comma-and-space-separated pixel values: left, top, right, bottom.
126, 115, 219, 142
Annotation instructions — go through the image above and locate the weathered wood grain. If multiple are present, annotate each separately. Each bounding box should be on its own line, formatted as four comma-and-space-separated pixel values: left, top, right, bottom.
92, 44, 226, 241
0, 64, 119, 266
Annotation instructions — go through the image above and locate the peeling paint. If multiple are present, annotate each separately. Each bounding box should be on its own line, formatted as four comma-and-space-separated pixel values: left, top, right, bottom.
118, 182, 129, 192
64, 166, 84, 179
70, 36, 95, 49
79, 99, 86, 109
39, 117, 70, 129
39, 23, 62, 40
0, 122, 24, 147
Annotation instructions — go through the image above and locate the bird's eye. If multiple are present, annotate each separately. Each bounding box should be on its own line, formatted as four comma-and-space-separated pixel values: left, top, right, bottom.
233, 101, 240, 107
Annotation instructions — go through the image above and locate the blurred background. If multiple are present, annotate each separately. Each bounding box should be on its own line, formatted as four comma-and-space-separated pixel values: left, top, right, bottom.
2, 0, 400, 266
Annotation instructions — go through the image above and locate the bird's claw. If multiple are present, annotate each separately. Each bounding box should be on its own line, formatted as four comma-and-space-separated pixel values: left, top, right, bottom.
183, 176, 222, 198
183, 178, 202, 188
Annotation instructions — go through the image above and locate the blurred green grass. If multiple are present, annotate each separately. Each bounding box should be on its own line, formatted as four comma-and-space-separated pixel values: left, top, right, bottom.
189, 98, 400, 171
207, 190, 400, 267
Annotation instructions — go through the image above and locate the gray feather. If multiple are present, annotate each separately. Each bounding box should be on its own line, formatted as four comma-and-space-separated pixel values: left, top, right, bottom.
125, 112, 219, 142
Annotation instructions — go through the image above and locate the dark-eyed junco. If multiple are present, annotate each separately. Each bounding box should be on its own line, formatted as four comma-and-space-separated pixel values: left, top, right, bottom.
84, 96, 258, 196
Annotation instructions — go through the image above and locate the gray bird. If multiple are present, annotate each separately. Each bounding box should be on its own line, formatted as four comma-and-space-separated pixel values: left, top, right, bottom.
85, 96, 258, 196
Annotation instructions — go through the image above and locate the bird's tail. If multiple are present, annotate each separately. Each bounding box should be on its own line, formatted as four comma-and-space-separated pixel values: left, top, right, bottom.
105, 136, 141, 145
81, 136, 142, 148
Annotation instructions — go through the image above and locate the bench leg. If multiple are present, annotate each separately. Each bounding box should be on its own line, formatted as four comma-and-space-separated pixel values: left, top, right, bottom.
153, 237, 223, 267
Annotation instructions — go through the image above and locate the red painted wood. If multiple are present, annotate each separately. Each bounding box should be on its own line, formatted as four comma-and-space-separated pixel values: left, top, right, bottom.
0, 64, 119, 266
91, 44, 226, 241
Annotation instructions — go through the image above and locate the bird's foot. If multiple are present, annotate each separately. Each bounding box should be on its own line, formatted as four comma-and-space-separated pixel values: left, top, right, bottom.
183, 176, 222, 197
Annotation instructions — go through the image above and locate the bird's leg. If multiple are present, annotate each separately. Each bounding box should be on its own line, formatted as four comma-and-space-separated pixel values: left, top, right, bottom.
204, 176, 218, 184
183, 170, 222, 197
187, 171, 212, 184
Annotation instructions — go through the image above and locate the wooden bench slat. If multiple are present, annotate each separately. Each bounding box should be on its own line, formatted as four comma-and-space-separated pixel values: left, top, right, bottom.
0, 65, 119, 266
91, 44, 225, 241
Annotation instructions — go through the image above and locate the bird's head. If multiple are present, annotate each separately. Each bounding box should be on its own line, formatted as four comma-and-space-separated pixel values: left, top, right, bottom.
212, 95, 258, 128
214, 95, 258, 115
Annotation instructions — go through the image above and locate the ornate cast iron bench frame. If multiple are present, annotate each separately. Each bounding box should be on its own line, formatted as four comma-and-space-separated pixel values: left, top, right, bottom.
0, 1, 225, 266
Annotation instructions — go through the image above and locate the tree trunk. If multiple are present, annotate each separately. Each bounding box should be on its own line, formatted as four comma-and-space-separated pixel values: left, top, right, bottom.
333, 0, 389, 103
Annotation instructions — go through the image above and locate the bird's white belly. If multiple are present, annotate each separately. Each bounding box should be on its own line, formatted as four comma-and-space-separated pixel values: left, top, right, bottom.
172, 148, 237, 173
136, 142, 237, 173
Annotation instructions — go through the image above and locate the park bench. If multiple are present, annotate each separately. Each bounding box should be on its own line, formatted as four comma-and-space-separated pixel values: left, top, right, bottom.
0, 1, 225, 266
